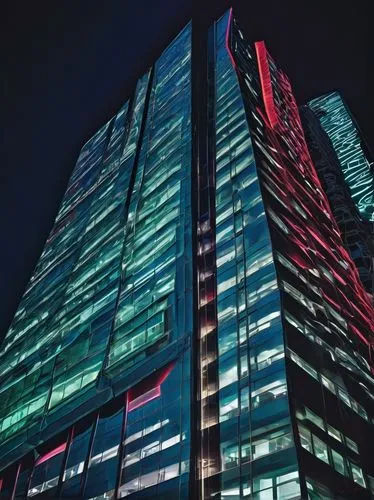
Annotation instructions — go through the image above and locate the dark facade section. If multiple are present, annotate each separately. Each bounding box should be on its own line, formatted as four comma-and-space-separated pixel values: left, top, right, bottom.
306, 92, 374, 223
229, 14, 374, 500
301, 103, 374, 295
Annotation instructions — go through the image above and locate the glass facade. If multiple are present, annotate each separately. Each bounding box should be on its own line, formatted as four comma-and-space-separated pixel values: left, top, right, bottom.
228, 14, 374, 500
0, 22, 193, 500
196, 12, 297, 500
307, 92, 374, 222
300, 104, 373, 293
1, 8, 374, 500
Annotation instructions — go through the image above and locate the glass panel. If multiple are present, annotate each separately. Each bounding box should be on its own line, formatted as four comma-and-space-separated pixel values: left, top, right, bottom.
312, 435, 329, 464
331, 450, 347, 476
345, 436, 359, 454
349, 462, 366, 488
29, 441, 66, 496
252, 430, 292, 460
84, 400, 124, 499
298, 425, 312, 453
327, 424, 342, 442
321, 375, 336, 394
276, 480, 300, 500
61, 416, 95, 496
305, 408, 324, 431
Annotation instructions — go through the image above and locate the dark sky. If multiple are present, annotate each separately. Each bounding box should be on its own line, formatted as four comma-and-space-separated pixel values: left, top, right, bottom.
0, 0, 371, 338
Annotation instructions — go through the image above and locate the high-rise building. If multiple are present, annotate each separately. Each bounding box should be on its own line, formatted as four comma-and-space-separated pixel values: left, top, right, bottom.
300, 94, 374, 294
1, 9, 374, 500
306, 92, 374, 223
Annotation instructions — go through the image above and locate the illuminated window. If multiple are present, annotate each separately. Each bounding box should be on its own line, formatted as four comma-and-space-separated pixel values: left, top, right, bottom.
312, 435, 329, 464
331, 450, 347, 476
348, 462, 366, 488
298, 425, 312, 453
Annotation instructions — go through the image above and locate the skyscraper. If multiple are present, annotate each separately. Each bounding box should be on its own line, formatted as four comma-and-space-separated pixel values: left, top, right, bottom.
1, 9, 373, 500
300, 94, 374, 294
306, 92, 374, 223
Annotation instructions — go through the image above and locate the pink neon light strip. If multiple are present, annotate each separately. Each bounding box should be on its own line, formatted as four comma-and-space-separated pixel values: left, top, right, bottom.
35, 442, 67, 466
127, 362, 175, 412
128, 386, 161, 412
253, 41, 374, 357
350, 324, 369, 346
11, 462, 21, 499
256, 43, 374, 356
225, 8, 237, 69
255, 41, 278, 128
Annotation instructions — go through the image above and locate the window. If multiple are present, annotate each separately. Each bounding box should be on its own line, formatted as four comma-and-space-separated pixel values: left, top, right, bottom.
276, 480, 300, 500
251, 341, 284, 372
349, 462, 366, 488
252, 430, 292, 460
305, 407, 324, 431
221, 439, 239, 470
240, 387, 249, 413
356, 403, 368, 421
331, 450, 347, 476
219, 393, 239, 422
298, 425, 312, 453
253, 489, 273, 499
327, 424, 342, 443
253, 476, 272, 493
251, 381, 287, 409
321, 375, 335, 394
219, 355, 239, 389
312, 435, 329, 464
337, 388, 351, 408
288, 350, 318, 380
345, 436, 359, 454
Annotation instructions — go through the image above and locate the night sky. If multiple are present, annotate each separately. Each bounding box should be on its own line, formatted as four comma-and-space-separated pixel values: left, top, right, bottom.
0, 0, 371, 339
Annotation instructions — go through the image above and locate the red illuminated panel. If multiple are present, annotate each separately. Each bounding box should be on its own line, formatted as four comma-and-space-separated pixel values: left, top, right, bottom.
127, 362, 175, 412
253, 40, 374, 359
35, 442, 67, 467
127, 386, 161, 412
225, 8, 237, 69
255, 41, 279, 128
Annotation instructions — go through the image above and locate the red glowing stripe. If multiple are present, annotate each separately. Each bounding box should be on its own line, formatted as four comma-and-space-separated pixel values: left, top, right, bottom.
253, 42, 374, 355
127, 362, 175, 412
0, 478, 3, 492
225, 8, 237, 69
157, 362, 175, 385
35, 442, 67, 466
256, 106, 271, 129
128, 386, 161, 412
255, 41, 278, 128
288, 252, 310, 270
350, 324, 369, 346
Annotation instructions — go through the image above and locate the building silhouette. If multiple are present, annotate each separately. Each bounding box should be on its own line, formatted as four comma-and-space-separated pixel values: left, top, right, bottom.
0, 9, 373, 500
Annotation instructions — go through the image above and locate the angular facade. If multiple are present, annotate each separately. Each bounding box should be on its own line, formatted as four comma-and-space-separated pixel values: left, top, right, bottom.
1, 9, 374, 500
0, 24, 193, 499
300, 103, 373, 294
306, 92, 374, 223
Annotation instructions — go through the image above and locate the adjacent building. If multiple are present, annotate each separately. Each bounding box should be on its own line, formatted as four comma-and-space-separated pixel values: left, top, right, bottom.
1, 8, 373, 500
301, 94, 373, 294
306, 92, 374, 223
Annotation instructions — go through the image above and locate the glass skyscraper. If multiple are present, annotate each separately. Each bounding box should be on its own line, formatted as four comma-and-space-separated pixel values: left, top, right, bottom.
300, 100, 373, 294
1, 9, 373, 500
306, 92, 374, 223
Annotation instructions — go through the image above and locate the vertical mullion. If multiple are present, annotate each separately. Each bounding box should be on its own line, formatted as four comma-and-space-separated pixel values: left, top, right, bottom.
80, 412, 99, 497
56, 425, 75, 498
10, 462, 21, 500
114, 393, 129, 499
